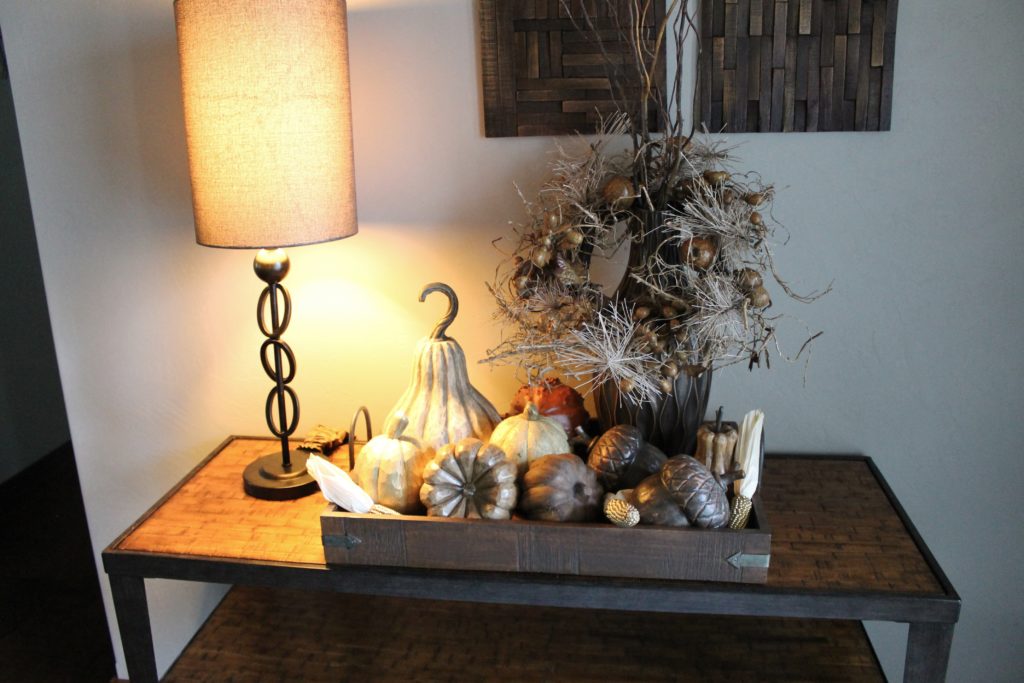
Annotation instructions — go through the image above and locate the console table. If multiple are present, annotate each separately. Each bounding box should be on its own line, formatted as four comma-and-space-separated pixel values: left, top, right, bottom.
103, 437, 960, 682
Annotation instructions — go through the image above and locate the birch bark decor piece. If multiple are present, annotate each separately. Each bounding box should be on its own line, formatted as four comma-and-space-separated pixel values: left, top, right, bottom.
480, 0, 667, 137
697, 0, 899, 132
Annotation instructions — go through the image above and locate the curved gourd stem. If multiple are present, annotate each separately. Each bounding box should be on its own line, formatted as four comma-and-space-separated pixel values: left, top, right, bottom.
420, 282, 459, 340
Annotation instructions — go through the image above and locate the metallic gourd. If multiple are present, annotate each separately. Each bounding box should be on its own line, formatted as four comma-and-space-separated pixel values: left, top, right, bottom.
351, 414, 432, 514
520, 453, 604, 522
385, 283, 502, 452
489, 402, 570, 477
419, 438, 518, 519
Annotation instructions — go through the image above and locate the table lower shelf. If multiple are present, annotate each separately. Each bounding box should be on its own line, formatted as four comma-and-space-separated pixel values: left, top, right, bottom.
162, 586, 886, 682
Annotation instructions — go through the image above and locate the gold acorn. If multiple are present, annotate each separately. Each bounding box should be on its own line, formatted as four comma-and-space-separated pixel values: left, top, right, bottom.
747, 286, 771, 308
601, 175, 636, 211
736, 268, 763, 291
703, 170, 730, 185
680, 236, 718, 271
561, 229, 585, 249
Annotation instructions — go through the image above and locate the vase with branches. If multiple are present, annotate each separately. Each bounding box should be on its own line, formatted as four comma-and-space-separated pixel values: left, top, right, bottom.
485, 0, 828, 455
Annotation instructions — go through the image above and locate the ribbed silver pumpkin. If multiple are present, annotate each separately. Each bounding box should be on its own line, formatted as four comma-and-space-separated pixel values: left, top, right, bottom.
420, 438, 518, 519
385, 283, 501, 452
351, 414, 433, 514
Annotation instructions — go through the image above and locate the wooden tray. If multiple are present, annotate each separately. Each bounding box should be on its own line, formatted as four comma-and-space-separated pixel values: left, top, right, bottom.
320, 496, 771, 584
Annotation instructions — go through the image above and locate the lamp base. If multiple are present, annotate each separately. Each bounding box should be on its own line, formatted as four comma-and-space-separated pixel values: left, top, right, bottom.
242, 451, 319, 501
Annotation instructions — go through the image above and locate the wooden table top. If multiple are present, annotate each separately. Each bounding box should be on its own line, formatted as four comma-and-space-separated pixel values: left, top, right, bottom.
116, 437, 944, 595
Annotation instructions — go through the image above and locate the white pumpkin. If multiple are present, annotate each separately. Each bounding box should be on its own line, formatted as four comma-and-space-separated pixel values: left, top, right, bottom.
352, 414, 433, 514
488, 402, 570, 477
384, 283, 501, 451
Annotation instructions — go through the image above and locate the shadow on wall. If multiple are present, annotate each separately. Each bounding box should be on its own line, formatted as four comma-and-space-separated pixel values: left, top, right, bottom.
0, 25, 71, 483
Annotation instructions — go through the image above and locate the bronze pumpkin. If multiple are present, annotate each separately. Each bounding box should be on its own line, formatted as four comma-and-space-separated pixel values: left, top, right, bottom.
520, 454, 603, 522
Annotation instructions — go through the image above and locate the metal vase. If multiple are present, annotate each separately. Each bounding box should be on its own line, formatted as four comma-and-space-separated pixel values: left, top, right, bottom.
593, 369, 713, 457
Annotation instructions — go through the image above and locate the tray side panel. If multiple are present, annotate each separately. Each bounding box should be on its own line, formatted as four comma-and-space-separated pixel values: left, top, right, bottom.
322, 508, 771, 584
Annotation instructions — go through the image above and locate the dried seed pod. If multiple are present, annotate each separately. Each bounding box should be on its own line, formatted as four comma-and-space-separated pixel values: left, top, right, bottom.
562, 229, 584, 248
662, 361, 679, 379
658, 378, 673, 394
618, 377, 635, 394
749, 211, 763, 226
632, 305, 652, 321
601, 175, 636, 211
513, 275, 531, 293
531, 246, 551, 268
748, 286, 771, 308
736, 268, 763, 291
680, 236, 718, 271
661, 305, 678, 319
703, 170, 730, 185
543, 209, 563, 232
745, 192, 765, 206
722, 188, 735, 205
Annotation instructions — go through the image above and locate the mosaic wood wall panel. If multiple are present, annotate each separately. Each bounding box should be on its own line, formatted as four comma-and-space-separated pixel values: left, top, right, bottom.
480, 1, 666, 137
696, 0, 899, 132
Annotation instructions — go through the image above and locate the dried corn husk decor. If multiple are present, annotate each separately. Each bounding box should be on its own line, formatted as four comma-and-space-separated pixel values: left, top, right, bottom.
306, 455, 398, 515
729, 410, 765, 529
603, 492, 640, 528
483, 2, 829, 404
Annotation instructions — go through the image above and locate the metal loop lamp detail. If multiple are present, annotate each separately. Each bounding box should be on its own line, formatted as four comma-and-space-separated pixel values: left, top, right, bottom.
174, 0, 358, 500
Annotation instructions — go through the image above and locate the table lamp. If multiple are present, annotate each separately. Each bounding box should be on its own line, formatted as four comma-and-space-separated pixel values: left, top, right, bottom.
174, 0, 357, 499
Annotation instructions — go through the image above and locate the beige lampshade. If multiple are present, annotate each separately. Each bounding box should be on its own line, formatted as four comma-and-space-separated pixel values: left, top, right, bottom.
174, 0, 357, 248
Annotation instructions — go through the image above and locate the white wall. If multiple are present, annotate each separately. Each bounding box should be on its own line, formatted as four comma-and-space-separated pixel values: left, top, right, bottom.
1, 0, 1021, 680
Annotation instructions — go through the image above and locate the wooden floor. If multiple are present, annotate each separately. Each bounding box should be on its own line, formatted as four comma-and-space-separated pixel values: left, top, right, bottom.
164, 586, 886, 682
0, 442, 115, 683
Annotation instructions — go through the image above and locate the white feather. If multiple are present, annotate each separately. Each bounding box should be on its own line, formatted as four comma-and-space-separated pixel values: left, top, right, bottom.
734, 410, 765, 500
306, 455, 374, 513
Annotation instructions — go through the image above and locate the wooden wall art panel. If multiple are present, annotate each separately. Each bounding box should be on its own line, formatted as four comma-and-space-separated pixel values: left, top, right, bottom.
697, 0, 899, 132
480, 1, 666, 137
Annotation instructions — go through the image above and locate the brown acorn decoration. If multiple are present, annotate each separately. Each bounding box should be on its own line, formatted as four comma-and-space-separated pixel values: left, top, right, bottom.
695, 406, 739, 476
510, 377, 589, 436
679, 236, 718, 271
660, 455, 731, 528
586, 425, 668, 491
622, 474, 692, 527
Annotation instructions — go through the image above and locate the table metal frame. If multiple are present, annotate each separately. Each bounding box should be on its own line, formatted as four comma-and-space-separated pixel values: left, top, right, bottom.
103, 444, 960, 682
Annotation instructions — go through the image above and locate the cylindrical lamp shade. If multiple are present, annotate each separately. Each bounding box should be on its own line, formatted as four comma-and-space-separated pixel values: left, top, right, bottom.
175, 0, 357, 248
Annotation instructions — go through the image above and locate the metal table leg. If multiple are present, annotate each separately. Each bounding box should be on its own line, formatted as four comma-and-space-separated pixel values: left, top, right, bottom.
904, 621, 955, 682
110, 574, 158, 683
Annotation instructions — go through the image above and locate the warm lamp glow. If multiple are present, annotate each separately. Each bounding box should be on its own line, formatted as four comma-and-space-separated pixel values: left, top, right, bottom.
174, 0, 357, 249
